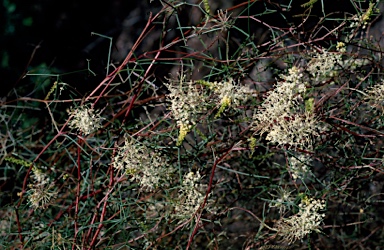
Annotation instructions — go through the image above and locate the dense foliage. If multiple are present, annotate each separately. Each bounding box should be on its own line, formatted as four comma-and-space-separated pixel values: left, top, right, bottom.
1, 0, 384, 249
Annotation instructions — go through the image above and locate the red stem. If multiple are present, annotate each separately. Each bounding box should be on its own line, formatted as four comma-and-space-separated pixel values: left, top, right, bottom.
72, 137, 83, 250
186, 142, 240, 249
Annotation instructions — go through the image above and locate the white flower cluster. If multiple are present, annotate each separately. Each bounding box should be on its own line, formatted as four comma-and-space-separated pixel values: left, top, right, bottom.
28, 166, 57, 209
166, 77, 249, 145
203, 79, 250, 118
348, 2, 377, 30
174, 171, 208, 220
365, 80, 384, 112
266, 112, 319, 148
307, 49, 343, 83
166, 79, 208, 130
211, 79, 250, 107
166, 78, 210, 145
253, 66, 319, 148
67, 105, 103, 135
275, 198, 326, 244
336, 41, 346, 53
255, 67, 306, 123
113, 136, 173, 191
289, 154, 312, 181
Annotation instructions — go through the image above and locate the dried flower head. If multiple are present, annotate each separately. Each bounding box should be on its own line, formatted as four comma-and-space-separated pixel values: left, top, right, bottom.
113, 136, 173, 191
28, 166, 57, 209
275, 197, 326, 244
67, 105, 103, 135
269, 187, 295, 215
28, 185, 57, 209
212, 9, 233, 31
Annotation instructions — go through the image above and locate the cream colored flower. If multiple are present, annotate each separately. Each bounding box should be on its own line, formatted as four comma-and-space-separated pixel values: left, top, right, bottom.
173, 171, 214, 222
67, 105, 103, 135
208, 79, 250, 118
365, 80, 384, 113
166, 76, 250, 144
253, 66, 321, 148
289, 154, 313, 181
275, 198, 326, 244
166, 76, 209, 145
28, 166, 57, 209
307, 49, 343, 82
113, 136, 173, 191
336, 41, 346, 53
265, 112, 319, 148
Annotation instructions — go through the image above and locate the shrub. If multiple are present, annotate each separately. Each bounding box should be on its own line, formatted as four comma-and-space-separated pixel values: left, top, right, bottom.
1, 0, 384, 249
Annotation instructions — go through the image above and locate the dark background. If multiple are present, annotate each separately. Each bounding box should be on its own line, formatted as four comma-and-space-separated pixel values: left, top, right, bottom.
1, 0, 148, 95
1, 1, 384, 248
1, 0, 380, 96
